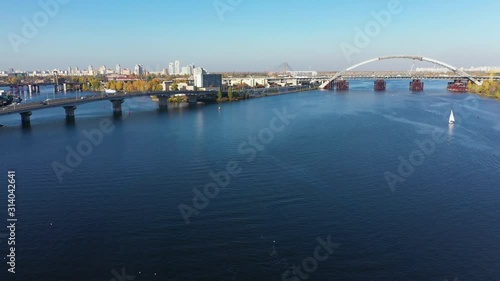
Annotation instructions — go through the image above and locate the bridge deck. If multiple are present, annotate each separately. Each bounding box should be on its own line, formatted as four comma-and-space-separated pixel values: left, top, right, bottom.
0, 91, 216, 116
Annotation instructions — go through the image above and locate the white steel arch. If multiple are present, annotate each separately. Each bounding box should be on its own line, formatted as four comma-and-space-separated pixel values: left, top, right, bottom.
320, 55, 482, 89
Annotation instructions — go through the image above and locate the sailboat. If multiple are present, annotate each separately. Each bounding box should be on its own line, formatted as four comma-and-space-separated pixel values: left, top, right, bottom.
449, 110, 455, 124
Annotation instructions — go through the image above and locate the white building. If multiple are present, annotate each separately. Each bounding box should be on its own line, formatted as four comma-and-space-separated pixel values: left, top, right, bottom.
288, 71, 318, 77
116, 64, 121, 75
181, 66, 189, 75
174, 61, 180, 75
186, 64, 195, 76
134, 64, 144, 76
88, 65, 94, 76
193, 67, 207, 87
99, 65, 107, 75
168, 63, 174, 75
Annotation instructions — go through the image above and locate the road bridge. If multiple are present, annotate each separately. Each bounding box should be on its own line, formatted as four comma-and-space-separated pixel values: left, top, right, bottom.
320, 55, 485, 89
0, 90, 217, 125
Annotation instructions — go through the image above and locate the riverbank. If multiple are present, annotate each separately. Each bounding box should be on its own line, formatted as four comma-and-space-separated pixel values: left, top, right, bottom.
468, 80, 500, 101
215, 86, 317, 103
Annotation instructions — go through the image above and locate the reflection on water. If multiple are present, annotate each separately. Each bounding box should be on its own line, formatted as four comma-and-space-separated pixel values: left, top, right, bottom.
448, 123, 455, 136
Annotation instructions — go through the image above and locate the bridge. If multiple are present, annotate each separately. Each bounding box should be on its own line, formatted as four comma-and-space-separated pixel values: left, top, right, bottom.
0, 91, 217, 126
319, 55, 484, 89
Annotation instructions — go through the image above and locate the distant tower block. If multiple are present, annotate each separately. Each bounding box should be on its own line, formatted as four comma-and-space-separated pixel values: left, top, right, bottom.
410, 79, 424, 91
374, 80, 386, 91
336, 80, 349, 91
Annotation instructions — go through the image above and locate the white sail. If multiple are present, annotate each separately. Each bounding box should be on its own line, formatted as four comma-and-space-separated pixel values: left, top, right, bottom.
449, 110, 455, 124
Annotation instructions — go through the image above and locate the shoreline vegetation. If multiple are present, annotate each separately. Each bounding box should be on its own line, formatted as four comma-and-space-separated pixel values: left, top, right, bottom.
467, 81, 500, 101
167, 86, 316, 104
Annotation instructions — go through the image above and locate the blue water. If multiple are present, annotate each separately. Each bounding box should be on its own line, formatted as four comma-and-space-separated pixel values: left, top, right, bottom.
1, 80, 500, 281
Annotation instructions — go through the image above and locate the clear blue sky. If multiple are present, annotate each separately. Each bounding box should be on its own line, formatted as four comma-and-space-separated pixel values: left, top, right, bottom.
1, 0, 499, 72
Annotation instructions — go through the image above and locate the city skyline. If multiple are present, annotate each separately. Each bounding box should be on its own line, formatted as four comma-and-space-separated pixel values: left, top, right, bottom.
2, 0, 500, 71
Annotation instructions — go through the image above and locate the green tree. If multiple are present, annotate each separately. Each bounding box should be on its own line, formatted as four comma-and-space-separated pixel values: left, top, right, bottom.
217, 90, 222, 100
171, 83, 179, 91
90, 78, 101, 91
228, 87, 233, 100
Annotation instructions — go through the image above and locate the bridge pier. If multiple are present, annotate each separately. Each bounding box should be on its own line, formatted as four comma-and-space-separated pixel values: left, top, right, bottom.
20, 111, 32, 126
336, 80, 349, 91
157, 95, 169, 109
110, 99, 124, 116
323, 81, 334, 90
188, 96, 197, 104
410, 79, 424, 91
64, 106, 77, 120
374, 80, 386, 91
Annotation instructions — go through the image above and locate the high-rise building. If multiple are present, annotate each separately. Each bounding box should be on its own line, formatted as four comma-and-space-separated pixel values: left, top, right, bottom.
174, 61, 180, 75
88, 65, 94, 76
181, 66, 188, 75
99, 65, 107, 75
193, 67, 207, 87
202, 74, 222, 90
168, 63, 174, 75
186, 64, 195, 76
134, 64, 144, 76
116, 64, 121, 75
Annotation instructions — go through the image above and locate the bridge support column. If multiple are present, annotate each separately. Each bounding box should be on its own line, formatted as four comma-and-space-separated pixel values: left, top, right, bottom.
20, 111, 32, 126
110, 99, 124, 116
157, 95, 169, 109
336, 80, 349, 91
323, 81, 334, 90
410, 79, 424, 91
374, 80, 386, 91
188, 96, 197, 104
64, 106, 77, 120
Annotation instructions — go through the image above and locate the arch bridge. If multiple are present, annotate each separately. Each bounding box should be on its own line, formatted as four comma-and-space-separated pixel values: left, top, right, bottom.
320, 55, 483, 89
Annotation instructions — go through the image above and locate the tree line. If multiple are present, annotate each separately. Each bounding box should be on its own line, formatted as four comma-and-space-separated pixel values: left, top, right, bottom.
468, 80, 500, 100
